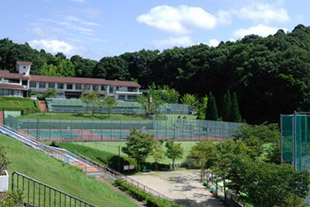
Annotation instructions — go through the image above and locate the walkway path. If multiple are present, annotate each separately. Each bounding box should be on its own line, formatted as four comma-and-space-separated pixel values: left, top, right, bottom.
129, 170, 225, 207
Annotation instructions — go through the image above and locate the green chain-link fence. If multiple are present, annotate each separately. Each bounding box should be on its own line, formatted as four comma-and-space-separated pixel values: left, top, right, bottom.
281, 112, 310, 203
6, 116, 242, 142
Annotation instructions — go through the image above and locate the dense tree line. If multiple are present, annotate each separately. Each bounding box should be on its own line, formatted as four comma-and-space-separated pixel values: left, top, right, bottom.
1, 24, 310, 123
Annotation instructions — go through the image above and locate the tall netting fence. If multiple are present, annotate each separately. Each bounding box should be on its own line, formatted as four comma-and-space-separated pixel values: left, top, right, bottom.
46, 98, 189, 114
6, 116, 242, 142
281, 112, 310, 203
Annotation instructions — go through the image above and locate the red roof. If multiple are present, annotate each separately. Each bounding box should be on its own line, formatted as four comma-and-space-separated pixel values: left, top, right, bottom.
16, 61, 32, 65
0, 83, 26, 90
0, 70, 140, 88
30, 75, 140, 87
0, 70, 29, 80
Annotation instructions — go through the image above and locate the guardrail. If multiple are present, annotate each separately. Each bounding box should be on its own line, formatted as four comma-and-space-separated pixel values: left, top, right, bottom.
12, 171, 95, 207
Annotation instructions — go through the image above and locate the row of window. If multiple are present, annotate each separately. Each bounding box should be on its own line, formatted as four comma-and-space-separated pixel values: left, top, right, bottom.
0, 89, 23, 97
119, 95, 137, 100
30, 82, 109, 91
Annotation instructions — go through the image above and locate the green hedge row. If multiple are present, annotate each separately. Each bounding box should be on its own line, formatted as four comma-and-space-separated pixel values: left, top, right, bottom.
113, 179, 183, 207
0, 97, 40, 112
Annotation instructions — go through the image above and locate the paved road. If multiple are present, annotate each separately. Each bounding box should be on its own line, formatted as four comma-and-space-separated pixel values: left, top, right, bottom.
129, 170, 225, 207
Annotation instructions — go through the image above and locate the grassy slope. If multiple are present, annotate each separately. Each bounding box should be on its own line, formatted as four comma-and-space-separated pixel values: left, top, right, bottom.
0, 135, 137, 207
74, 141, 197, 164
0, 97, 39, 111
17, 112, 150, 120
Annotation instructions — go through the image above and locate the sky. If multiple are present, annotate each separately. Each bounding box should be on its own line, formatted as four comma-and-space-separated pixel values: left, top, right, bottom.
0, 0, 308, 60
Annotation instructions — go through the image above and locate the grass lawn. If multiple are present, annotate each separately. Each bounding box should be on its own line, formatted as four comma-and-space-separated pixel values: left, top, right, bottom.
74, 141, 198, 164
17, 112, 151, 120
0, 135, 138, 207
0, 97, 39, 111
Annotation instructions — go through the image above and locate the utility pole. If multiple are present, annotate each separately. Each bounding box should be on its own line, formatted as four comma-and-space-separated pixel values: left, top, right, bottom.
118, 146, 121, 172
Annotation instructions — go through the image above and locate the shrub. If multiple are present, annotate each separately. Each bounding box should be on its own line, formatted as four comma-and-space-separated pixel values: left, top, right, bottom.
0, 145, 9, 175
0, 190, 23, 207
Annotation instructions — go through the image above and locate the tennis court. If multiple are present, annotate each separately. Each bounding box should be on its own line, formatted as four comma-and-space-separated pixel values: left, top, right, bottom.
26, 130, 82, 139
7, 115, 243, 142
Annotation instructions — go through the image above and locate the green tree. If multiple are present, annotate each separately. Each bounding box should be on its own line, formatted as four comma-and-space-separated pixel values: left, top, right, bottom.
284, 194, 309, 207
233, 124, 280, 161
227, 156, 310, 207
191, 141, 218, 180
151, 141, 165, 171
221, 90, 231, 121
137, 84, 164, 115
196, 95, 208, 119
102, 96, 116, 117
165, 140, 183, 171
162, 86, 180, 103
205, 92, 218, 120
93, 56, 129, 80
40, 88, 57, 99
81, 91, 101, 116
122, 129, 155, 171
230, 92, 242, 122
180, 94, 198, 108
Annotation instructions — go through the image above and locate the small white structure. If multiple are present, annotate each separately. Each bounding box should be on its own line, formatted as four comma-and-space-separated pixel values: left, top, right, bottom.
16, 61, 32, 76
0, 170, 9, 192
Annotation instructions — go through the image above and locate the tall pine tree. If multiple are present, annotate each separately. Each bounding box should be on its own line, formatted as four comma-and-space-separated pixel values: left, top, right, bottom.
205, 92, 218, 121
221, 90, 231, 121
230, 92, 242, 122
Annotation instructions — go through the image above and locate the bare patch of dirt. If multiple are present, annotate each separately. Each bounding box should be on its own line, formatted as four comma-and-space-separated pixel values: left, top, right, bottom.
129, 170, 225, 207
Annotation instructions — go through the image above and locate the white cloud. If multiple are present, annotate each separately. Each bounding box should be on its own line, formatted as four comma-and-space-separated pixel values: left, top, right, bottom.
233, 24, 287, 39
137, 5, 217, 35
29, 39, 77, 55
208, 39, 220, 47
153, 36, 194, 49
217, 10, 232, 25
233, 2, 290, 24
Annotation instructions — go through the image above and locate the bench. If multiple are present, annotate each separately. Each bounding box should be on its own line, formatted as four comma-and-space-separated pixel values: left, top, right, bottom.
141, 169, 151, 172
160, 167, 169, 171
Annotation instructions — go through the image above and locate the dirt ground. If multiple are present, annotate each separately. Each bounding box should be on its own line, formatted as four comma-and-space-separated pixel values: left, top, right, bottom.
129, 170, 225, 207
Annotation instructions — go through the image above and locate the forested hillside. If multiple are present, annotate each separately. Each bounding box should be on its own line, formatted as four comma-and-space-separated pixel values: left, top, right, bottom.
1, 24, 310, 123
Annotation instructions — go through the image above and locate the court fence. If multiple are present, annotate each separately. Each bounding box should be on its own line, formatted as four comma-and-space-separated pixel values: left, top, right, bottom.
6, 116, 243, 142
281, 112, 310, 203
46, 98, 189, 114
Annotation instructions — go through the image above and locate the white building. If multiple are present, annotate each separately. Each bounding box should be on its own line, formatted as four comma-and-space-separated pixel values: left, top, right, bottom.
0, 61, 142, 100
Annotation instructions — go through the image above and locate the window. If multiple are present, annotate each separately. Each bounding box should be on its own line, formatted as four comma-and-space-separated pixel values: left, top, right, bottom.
116, 86, 119, 91
67, 84, 73, 90
84, 85, 90, 90
48, 83, 55, 88
109, 86, 113, 93
23, 66, 26, 69
8, 79, 19, 84
76, 84, 82, 90
58, 83, 64, 89
127, 95, 137, 100
30, 82, 36, 88
22, 80, 28, 86
128, 87, 137, 92
39, 82, 46, 88
93, 85, 98, 91
119, 95, 126, 100
101, 85, 106, 91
